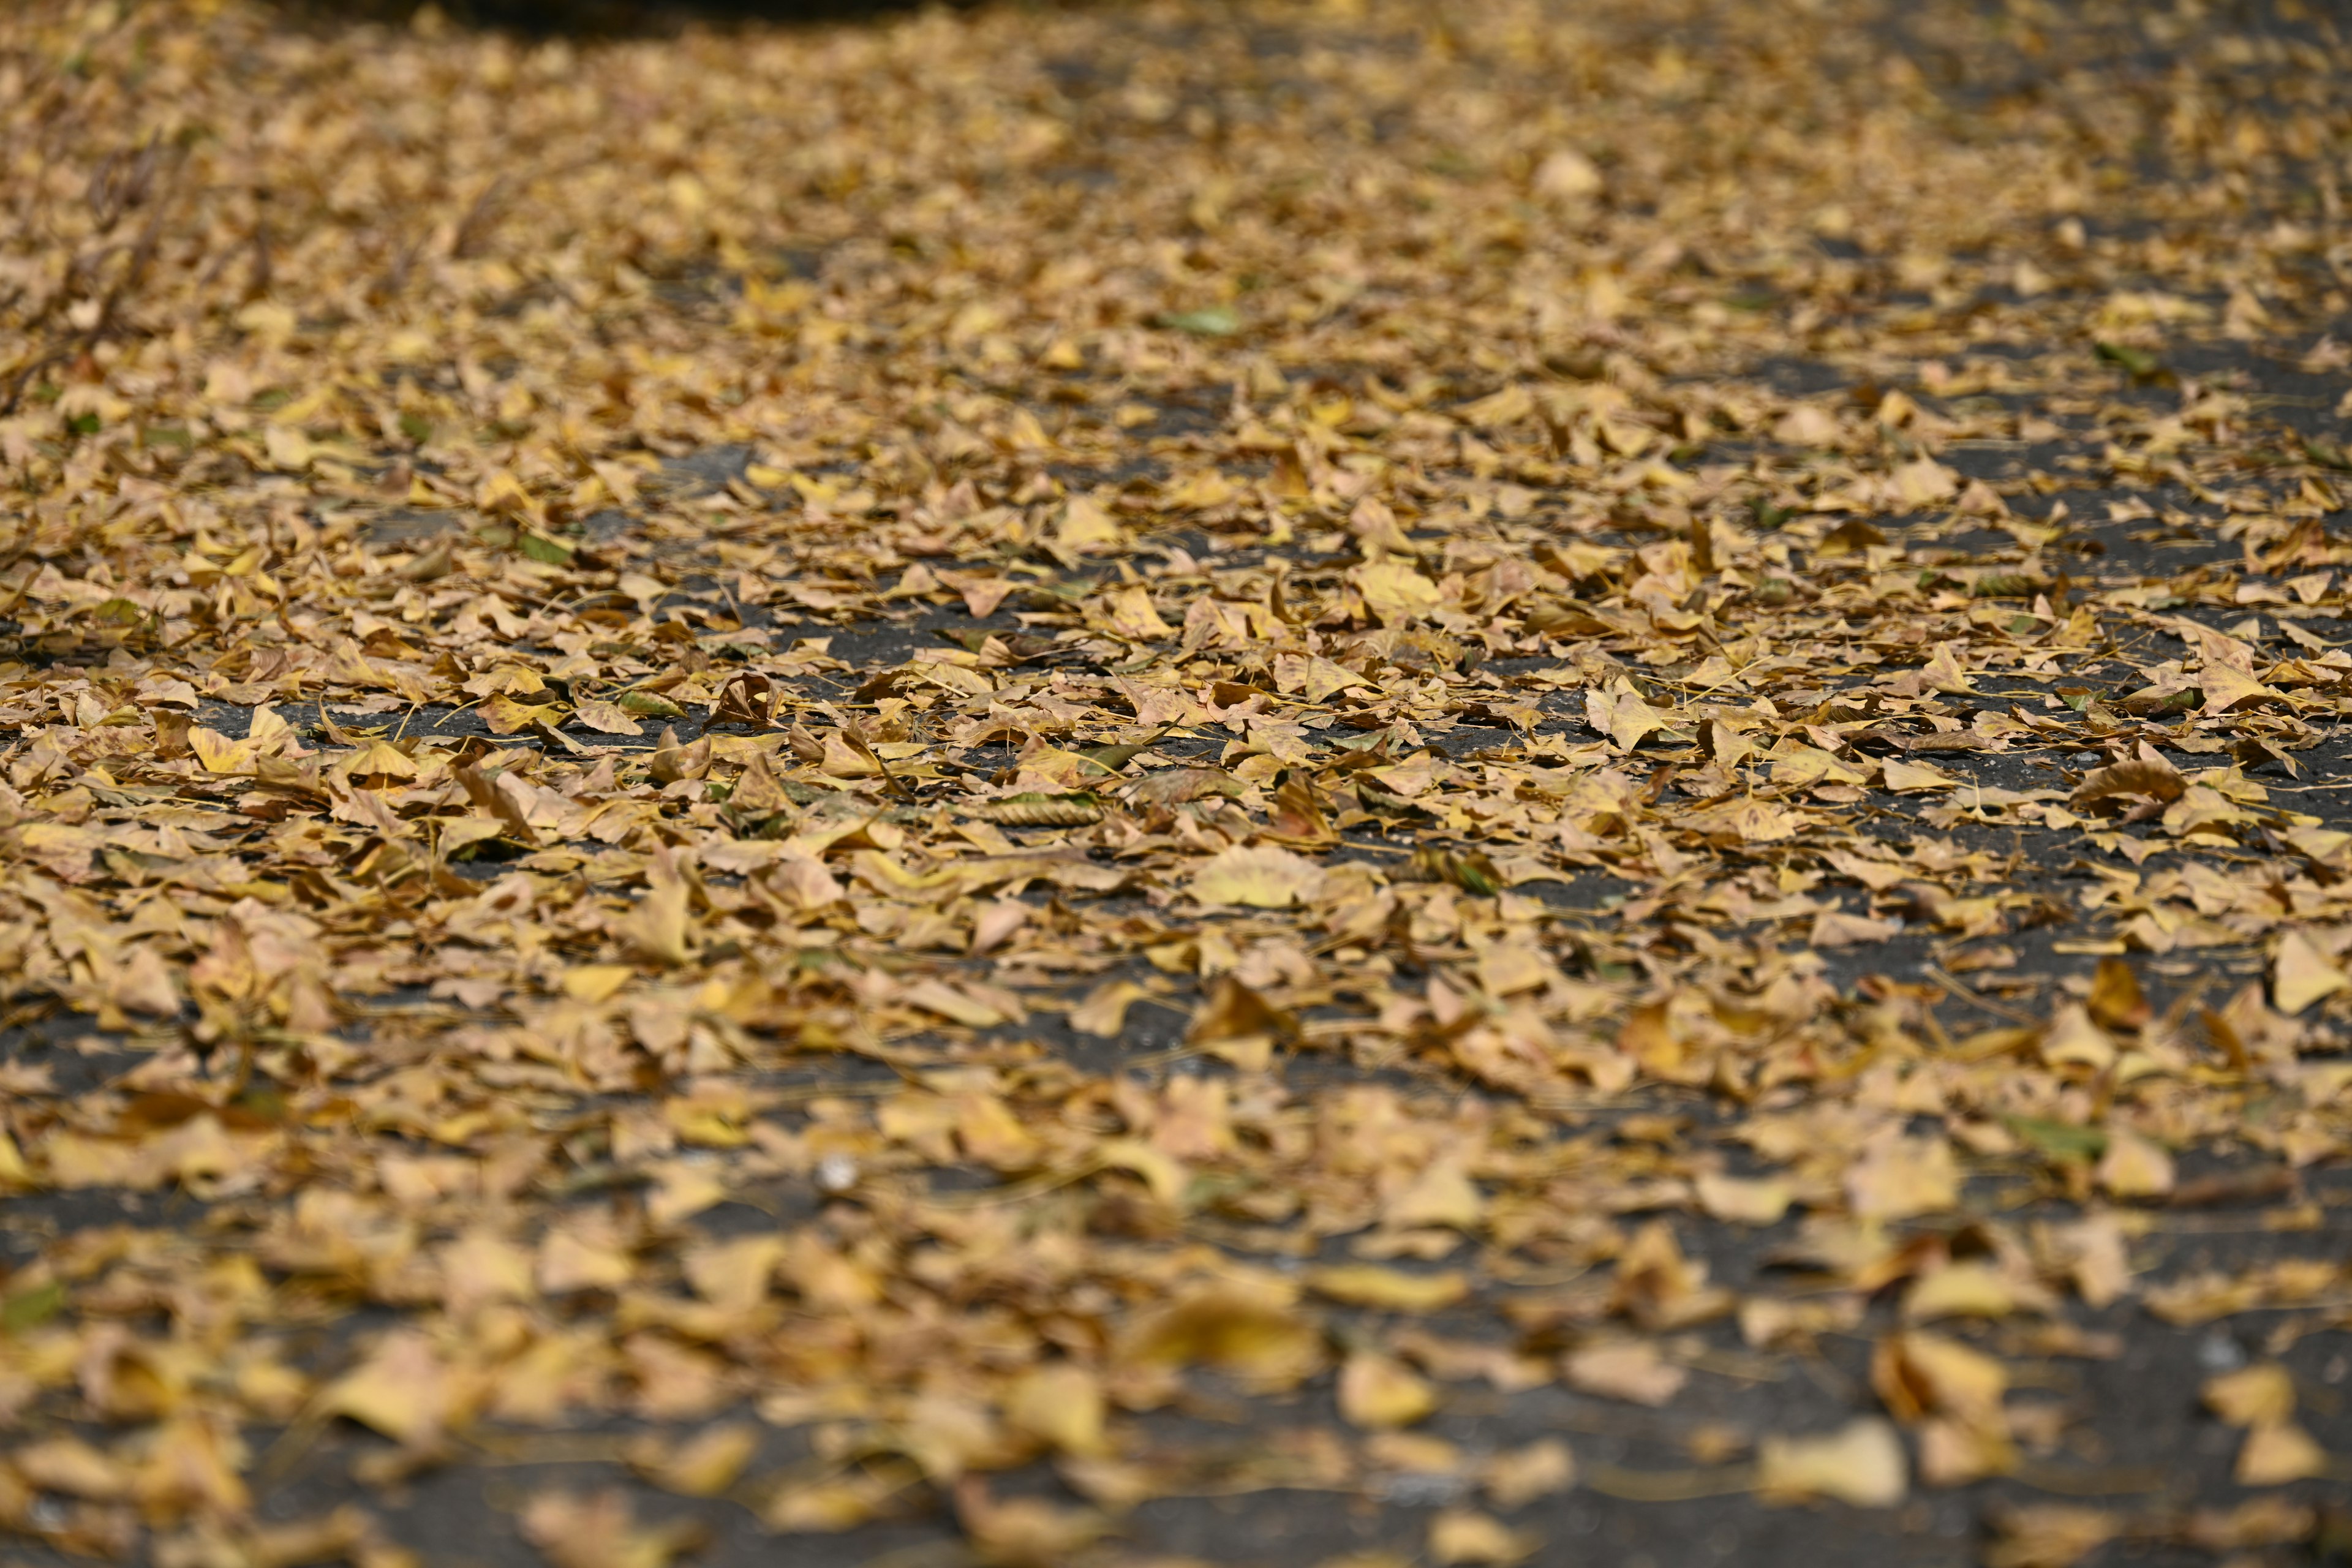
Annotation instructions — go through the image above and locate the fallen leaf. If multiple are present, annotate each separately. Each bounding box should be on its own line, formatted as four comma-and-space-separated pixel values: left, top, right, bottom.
2273, 928, 2349, 1016
1562, 1340, 1687, 1407
1192, 843, 1326, 908
1755, 1418, 1908, 1507
1427, 1508, 1540, 1566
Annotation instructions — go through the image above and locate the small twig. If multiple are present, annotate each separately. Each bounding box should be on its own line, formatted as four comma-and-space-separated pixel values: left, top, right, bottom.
844, 722, 917, 802
1926, 962, 2042, 1027
1582, 1462, 1758, 1502
448, 176, 510, 261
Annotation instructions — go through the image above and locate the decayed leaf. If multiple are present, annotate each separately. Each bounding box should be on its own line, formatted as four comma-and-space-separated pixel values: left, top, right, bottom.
2085, 958, 2151, 1032
978, 792, 1103, 827
2069, 757, 2185, 810
1186, 975, 1297, 1072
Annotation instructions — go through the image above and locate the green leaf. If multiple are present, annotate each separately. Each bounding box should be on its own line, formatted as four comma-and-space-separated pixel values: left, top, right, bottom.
619, 688, 688, 720
518, 530, 575, 565
2301, 438, 2352, 472
1153, 306, 1241, 337
2, 1281, 64, 1335
2003, 1114, 2108, 1163
2094, 341, 2162, 379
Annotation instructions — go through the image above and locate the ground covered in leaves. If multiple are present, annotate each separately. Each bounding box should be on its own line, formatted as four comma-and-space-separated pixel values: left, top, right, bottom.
3, 0, 2352, 1563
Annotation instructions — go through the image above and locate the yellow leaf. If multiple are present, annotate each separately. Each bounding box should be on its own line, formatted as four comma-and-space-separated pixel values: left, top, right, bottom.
1352, 560, 1444, 623
1811, 909, 1902, 948
573, 696, 646, 736
1985, 1505, 2120, 1568
521, 1488, 706, 1568
2094, 1129, 2174, 1200
1057, 495, 1129, 554
2038, 1003, 2117, 1074
954, 1477, 1112, 1568
1479, 1438, 1575, 1509
537, 1224, 635, 1296
1533, 147, 1603, 199
1191, 843, 1325, 908
619, 859, 696, 967
563, 965, 635, 1005
2204, 1363, 2296, 1428
318, 1331, 462, 1447
1116, 1281, 1324, 1390
1428, 1508, 1540, 1566
1755, 1418, 1907, 1507
1844, 1132, 1958, 1220
2272, 928, 2348, 1016
2199, 662, 2283, 715
1874, 1332, 2007, 1425
1923, 643, 1975, 694
762, 1471, 897, 1533
903, 978, 1008, 1028
1891, 456, 1958, 509
955, 1091, 1043, 1170
2237, 1421, 2330, 1486
1005, 1363, 1107, 1456
1588, 682, 1665, 752
1099, 582, 1172, 640
1340, 1351, 1437, 1428
1880, 758, 1958, 793
1694, 1172, 1793, 1227
1068, 979, 1152, 1037
350, 739, 419, 780
1903, 1260, 2052, 1322
634, 1423, 758, 1497
1562, 1340, 1687, 1406
1305, 1265, 1470, 1314
1096, 1138, 1188, 1207
2086, 957, 2151, 1030
1384, 1157, 1485, 1231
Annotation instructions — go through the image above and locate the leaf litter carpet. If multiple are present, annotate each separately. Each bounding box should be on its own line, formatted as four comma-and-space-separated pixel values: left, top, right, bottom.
3, 0, 2352, 1564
